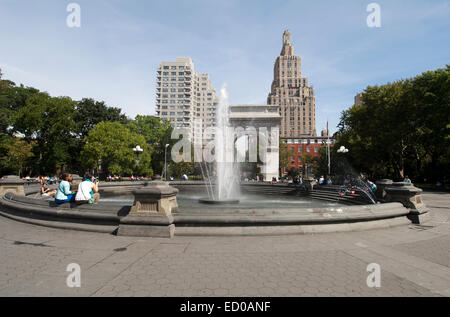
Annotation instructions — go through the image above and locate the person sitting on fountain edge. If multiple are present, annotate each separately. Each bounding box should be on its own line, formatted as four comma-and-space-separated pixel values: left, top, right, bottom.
75, 173, 100, 205
41, 180, 56, 198
54, 173, 76, 204
319, 176, 325, 185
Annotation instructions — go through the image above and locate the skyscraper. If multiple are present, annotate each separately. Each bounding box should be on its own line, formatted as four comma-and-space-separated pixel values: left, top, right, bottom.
268, 30, 317, 137
156, 57, 217, 139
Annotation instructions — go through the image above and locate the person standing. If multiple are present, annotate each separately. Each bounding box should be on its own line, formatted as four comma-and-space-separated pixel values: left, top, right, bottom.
54, 173, 76, 204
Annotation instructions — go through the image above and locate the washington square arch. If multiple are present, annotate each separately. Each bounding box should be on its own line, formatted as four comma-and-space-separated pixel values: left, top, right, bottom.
174, 104, 281, 182
228, 105, 281, 182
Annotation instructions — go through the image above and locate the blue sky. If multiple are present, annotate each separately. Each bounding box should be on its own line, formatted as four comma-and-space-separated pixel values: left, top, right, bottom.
0, 0, 449, 134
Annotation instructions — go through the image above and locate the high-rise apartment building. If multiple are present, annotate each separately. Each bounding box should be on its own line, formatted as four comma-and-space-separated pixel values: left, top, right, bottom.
268, 30, 317, 137
156, 57, 217, 138
354, 92, 363, 106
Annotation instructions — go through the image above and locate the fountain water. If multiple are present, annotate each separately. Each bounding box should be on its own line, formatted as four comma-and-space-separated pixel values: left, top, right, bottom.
333, 157, 377, 204
199, 86, 241, 204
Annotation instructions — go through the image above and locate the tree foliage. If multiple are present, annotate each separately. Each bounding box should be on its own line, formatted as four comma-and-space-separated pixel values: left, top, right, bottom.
0, 69, 143, 177
74, 98, 128, 139
279, 139, 294, 174
127, 115, 173, 175
82, 122, 152, 176
337, 65, 450, 182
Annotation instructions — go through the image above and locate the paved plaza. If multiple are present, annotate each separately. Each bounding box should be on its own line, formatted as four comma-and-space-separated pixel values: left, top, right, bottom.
0, 192, 449, 297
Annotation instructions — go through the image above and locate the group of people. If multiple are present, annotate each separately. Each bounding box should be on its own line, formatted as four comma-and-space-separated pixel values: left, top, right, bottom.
318, 176, 333, 186
51, 173, 100, 205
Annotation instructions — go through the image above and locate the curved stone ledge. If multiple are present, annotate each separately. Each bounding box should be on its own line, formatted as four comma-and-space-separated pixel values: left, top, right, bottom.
175, 217, 412, 236
0, 190, 413, 236
0, 193, 126, 233
173, 203, 409, 226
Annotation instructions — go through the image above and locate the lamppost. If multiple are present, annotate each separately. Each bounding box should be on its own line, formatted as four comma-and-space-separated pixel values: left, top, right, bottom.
164, 144, 169, 181
133, 145, 143, 168
337, 146, 349, 154
97, 159, 102, 179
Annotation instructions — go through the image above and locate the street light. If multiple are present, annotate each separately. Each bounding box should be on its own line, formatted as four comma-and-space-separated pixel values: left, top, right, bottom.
133, 145, 143, 167
337, 146, 349, 154
164, 144, 169, 181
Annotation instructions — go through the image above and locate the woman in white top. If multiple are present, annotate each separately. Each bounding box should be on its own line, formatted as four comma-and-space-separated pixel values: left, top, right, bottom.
75, 174, 100, 204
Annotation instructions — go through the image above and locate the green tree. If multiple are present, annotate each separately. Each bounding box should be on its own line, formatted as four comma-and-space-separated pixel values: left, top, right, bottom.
12, 93, 77, 175
74, 98, 128, 139
1, 138, 34, 177
337, 65, 450, 182
128, 115, 174, 175
70, 98, 130, 173
279, 139, 294, 175
82, 122, 152, 177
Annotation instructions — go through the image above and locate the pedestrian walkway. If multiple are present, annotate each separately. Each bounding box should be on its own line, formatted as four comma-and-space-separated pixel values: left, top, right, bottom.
0, 192, 448, 297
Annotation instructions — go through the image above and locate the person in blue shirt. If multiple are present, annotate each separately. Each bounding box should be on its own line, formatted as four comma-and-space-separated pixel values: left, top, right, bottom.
404, 176, 412, 183
54, 173, 76, 204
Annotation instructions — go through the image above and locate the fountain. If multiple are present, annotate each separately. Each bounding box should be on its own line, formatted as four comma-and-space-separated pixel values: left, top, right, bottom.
199, 86, 241, 204
332, 157, 377, 204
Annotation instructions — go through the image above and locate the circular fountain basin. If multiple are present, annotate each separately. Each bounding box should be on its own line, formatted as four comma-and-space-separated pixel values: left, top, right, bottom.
0, 181, 416, 237
198, 198, 240, 205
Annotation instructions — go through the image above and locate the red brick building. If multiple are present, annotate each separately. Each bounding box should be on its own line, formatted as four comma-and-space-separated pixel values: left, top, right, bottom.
281, 136, 336, 175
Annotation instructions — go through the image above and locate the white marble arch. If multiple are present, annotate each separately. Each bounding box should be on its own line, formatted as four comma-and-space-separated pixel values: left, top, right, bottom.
228, 105, 281, 182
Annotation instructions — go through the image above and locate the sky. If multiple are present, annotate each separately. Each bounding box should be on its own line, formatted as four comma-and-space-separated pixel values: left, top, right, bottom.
0, 0, 449, 134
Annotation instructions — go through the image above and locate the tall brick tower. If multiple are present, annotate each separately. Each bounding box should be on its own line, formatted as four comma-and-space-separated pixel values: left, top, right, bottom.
268, 30, 316, 137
